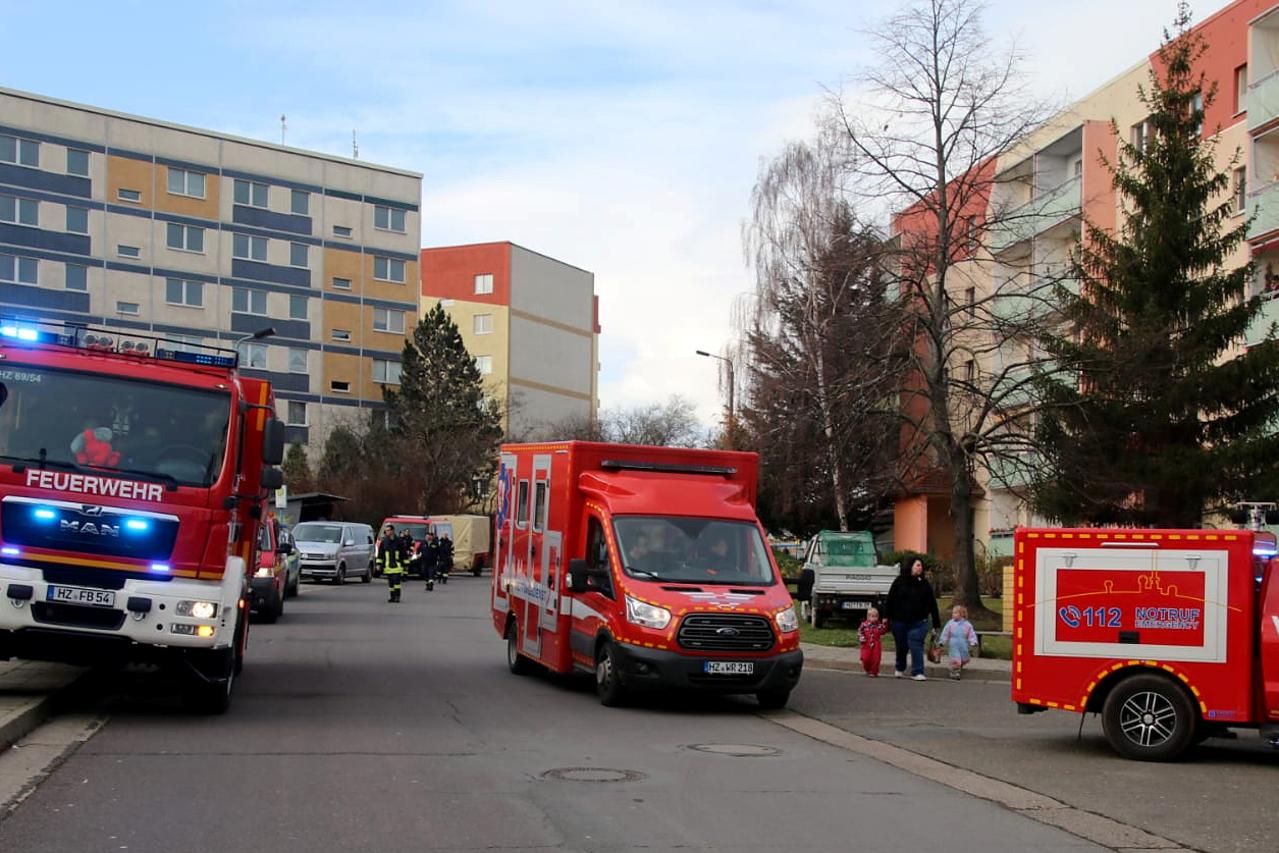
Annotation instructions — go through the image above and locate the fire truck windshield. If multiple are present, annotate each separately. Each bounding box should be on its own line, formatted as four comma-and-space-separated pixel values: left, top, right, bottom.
0, 365, 231, 488
613, 515, 776, 586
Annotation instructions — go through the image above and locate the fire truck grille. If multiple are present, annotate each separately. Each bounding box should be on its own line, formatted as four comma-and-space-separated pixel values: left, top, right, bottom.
32, 602, 127, 631
677, 614, 775, 652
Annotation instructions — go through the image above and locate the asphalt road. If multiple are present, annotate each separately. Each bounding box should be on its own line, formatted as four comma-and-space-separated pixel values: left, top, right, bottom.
791, 665, 1279, 853
0, 576, 1107, 853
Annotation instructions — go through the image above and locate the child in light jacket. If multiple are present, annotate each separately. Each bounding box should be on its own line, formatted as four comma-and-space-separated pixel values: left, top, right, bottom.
938, 605, 979, 680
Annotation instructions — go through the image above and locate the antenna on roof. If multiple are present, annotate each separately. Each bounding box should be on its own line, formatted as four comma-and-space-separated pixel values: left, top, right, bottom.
280, 114, 287, 145
352, 130, 359, 159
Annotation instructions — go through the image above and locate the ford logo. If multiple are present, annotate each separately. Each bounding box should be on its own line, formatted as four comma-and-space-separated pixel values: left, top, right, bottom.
715, 627, 740, 636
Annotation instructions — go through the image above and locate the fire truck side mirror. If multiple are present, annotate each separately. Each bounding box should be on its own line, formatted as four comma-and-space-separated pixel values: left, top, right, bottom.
567, 559, 589, 593
260, 467, 284, 490
262, 418, 286, 466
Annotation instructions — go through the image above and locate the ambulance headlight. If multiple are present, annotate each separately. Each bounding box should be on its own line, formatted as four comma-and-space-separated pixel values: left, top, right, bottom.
176, 600, 218, 619
775, 606, 799, 633
625, 595, 671, 630
255, 566, 274, 578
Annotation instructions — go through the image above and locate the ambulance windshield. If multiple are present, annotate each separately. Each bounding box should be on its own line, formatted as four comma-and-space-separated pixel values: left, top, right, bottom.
0, 365, 231, 488
613, 516, 776, 585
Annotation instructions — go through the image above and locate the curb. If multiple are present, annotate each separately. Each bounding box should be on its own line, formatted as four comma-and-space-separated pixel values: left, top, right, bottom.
800, 645, 1012, 683
0, 664, 87, 752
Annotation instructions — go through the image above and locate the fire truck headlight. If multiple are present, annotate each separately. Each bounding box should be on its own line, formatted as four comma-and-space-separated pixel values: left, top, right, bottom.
775, 606, 799, 633
176, 600, 218, 619
625, 595, 671, 630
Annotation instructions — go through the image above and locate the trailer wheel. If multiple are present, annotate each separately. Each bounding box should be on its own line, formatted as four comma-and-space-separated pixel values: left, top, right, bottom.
1102, 674, 1196, 762
506, 619, 535, 675
595, 641, 630, 707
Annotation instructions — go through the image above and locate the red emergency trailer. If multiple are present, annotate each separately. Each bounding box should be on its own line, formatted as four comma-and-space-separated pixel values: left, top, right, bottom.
1012, 526, 1279, 760
491, 441, 803, 707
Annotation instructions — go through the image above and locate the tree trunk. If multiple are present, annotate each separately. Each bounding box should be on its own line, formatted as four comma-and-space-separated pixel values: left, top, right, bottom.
814, 351, 849, 531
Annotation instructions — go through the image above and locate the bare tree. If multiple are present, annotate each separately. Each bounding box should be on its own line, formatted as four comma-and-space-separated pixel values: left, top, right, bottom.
831, 0, 1059, 612
536, 396, 708, 448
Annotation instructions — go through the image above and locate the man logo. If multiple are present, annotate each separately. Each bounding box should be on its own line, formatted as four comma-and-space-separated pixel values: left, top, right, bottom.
60, 520, 120, 537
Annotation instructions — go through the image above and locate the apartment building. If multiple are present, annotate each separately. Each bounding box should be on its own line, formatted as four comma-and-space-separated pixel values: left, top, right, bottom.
420, 242, 599, 438
891, 0, 1275, 560
0, 86, 422, 453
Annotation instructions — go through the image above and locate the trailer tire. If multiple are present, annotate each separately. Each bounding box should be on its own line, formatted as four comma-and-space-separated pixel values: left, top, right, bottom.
1101, 673, 1197, 762
595, 640, 630, 707
506, 619, 536, 675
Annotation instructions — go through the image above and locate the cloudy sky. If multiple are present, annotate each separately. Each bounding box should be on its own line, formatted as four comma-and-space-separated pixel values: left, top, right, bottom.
1, 0, 1232, 423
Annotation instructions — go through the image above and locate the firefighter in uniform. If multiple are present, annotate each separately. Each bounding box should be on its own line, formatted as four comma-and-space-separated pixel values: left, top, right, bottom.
379, 525, 405, 602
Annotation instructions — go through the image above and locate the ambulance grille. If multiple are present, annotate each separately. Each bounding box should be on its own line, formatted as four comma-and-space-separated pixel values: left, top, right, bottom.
677, 614, 775, 652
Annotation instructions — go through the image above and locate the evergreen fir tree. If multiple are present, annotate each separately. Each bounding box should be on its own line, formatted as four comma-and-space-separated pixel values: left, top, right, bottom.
281, 444, 314, 493
1033, 4, 1279, 526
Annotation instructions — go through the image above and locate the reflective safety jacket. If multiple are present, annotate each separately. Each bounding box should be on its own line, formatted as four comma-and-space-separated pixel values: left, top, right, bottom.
379, 536, 404, 575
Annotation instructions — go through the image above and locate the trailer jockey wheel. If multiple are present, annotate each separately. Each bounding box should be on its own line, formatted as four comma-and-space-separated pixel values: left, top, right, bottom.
1102, 674, 1197, 762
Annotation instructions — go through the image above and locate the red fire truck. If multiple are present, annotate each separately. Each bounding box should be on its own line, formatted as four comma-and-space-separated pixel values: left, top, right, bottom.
1012, 524, 1279, 760
0, 318, 285, 712
491, 441, 803, 708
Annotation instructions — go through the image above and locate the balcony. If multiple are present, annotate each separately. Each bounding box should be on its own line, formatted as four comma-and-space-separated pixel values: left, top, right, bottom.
1249, 71, 1279, 134
1245, 291, 1279, 348
986, 451, 1042, 491
1248, 180, 1279, 243
989, 175, 1082, 255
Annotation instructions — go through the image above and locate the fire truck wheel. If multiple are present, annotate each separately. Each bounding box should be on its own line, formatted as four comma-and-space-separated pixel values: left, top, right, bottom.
233, 610, 248, 676
183, 648, 235, 715
506, 620, 536, 675
595, 641, 630, 707
1102, 674, 1197, 761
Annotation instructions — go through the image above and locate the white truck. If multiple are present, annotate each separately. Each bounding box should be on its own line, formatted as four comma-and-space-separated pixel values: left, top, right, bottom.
800, 530, 898, 628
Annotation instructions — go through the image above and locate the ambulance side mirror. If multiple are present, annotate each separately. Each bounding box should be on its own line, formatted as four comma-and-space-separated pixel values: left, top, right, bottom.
568, 559, 589, 594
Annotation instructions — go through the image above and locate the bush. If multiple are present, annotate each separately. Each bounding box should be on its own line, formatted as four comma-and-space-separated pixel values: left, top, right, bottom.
981, 555, 1013, 598
773, 547, 803, 580
881, 549, 951, 593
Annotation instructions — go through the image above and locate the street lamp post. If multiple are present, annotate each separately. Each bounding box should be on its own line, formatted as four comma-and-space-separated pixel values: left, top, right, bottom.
695, 349, 734, 447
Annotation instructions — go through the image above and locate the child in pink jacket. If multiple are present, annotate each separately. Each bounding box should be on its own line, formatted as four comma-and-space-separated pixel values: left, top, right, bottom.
858, 607, 890, 676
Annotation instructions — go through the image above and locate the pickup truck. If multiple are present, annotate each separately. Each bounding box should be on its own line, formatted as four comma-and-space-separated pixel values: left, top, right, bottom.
800, 530, 897, 627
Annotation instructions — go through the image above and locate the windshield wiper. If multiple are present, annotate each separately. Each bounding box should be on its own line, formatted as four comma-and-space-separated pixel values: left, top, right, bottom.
624, 567, 662, 580
0, 453, 86, 474
107, 467, 180, 491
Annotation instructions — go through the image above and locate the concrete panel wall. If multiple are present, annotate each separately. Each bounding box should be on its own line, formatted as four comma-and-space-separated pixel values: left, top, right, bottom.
509, 244, 594, 330
508, 314, 594, 397
509, 385, 592, 440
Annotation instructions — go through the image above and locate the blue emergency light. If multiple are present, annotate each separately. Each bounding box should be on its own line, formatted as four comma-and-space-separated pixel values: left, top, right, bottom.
125, 519, 150, 532
32, 508, 56, 522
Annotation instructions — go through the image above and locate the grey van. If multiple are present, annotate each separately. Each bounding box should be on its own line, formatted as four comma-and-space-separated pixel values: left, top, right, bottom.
293, 522, 375, 584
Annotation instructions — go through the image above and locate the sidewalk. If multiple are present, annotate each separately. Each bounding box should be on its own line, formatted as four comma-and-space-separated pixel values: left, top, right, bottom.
0, 660, 85, 750
801, 642, 1011, 681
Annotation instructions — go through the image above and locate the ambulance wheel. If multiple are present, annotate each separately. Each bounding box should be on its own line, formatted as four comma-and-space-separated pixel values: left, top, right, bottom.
756, 690, 791, 710
1102, 674, 1196, 761
595, 641, 630, 707
506, 620, 535, 675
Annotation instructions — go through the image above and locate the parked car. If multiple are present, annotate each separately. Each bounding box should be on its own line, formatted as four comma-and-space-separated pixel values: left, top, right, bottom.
280, 526, 302, 597
251, 519, 294, 622
293, 521, 375, 584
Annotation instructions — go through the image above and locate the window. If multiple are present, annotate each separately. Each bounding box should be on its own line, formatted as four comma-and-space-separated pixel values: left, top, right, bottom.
167, 168, 206, 198
116, 301, 140, 316
289, 242, 308, 268
65, 264, 87, 291
1131, 120, 1149, 154
165, 278, 203, 308
0, 254, 37, 285
232, 233, 268, 261
117, 188, 142, 203
232, 287, 268, 315
475, 355, 492, 375
289, 294, 308, 320
331, 328, 352, 342
66, 206, 88, 234
964, 359, 975, 383
372, 359, 402, 384
372, 307, 405, 334
233, 179, 268, 208
533, 482, 548, 531
585, 517, 614, 597
965, 287, 976, 318
373, 256, 405, 282
474, 313, 493, 335
166, 222, 204, 253
0, 195, 37, 226
66, 149, 89, 177
1236, 64, 1249, 114
516, 480, 530, 527
161, 333, 205, 354
237, 341, 268, 368
291, 189, 309, 215
1234, 167, 1248, 215
117, 244, 141, 259
285, 401, 307, 426
333, 225, 352, 238
287, 348, 308, 374
1191, 91, 1203, 136
374, 205, 406, 233
474, 273, 494, 295
1073, 157, 1083, 179
332, 276, 352, 290
0, 135, 38, 167
330, 380, 351, 394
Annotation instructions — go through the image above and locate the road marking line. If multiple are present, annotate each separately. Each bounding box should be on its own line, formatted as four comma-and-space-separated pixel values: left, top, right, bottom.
760, 709, 1186, 851
0, 714, 107, 822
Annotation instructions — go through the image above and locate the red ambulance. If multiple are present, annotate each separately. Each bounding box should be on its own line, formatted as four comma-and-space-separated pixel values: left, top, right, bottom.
1012, 526, 1279, 760
491, 441, 803, 708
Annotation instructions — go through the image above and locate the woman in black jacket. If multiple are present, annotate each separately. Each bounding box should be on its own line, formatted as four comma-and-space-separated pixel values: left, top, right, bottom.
884, 557, 941, 680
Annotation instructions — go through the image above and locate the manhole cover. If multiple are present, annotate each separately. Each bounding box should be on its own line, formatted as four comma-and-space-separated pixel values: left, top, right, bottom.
686, 743, 783, 757
541, 767, 647, 783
